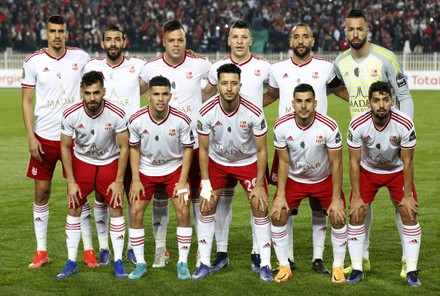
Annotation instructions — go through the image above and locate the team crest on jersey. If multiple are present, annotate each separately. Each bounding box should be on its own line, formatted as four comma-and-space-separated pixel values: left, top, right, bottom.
396, 72, 407, 87
169, 129, 176, 136
354, 67, 362, 77
371, 69, 378, 78
389, 135, 398, 143
316, 135, 323, 143
254, 69, 261, 77
72, 63, 78, 71
129, 66, 135, 73
186, 72, 193, 79
32, 167, 38, 176
240, 121, 247, 128
312, 72, 319, 79
105, 123, 112, 131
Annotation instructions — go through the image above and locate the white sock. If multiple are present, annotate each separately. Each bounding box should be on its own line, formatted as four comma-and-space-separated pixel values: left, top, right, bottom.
214, 187, 233, 253
177, 227, 192, 263
66, 215, 81, 262
197, 214, 215, 266
286, 215, 294, 261
129, 228, 145, 264
347, 224, 365, 271
152, 198, 169, 252
110, 216, 125, 261
81, 201, 93, 251
393, 199, 405, 262
331, 225, 347, 268
251, 213, 259, 254
126, 204, 132, 250
402, 223, 421, 272
33, 203, 49, 251
94, 199, 109, 250
254, 215, 271, 268
271, 224, 289, 267
312, 211, 327, 261
192, 198, 200, 237
363, 205, 372, 260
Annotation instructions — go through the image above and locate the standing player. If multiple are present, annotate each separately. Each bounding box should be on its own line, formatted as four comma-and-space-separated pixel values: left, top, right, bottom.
264, 22, 349, 274
140, 19, 211, 268
56, 71, 129, 279
334, 9, 414, 277
270, 84, 347, 283
345, 81, 421, 286
202, 20, 271, 272
83, 25, 147, 266
192, 63, 272, 283
21, 14, 96, 269
127, 76, 194, 280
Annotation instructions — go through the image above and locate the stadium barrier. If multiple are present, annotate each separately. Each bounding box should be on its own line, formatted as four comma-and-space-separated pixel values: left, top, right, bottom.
1, 50, 439, 89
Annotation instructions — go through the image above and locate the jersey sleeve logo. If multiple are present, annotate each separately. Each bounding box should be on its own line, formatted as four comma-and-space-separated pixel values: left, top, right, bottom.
409, 131, 416, 141
347, 130, 353, 142
197, 120, 203, 131
396, 72, 407, 87
335, 132, 342, 144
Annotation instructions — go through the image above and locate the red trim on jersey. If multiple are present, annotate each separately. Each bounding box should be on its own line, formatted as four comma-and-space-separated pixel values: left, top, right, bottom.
84, 102, 105, 119
274, 144, 288, 150
274, 113, 295, 129
219, 98, 240, 117
106, 56, 125, 68
347, 143, 362, 150
230, 54, 253, 67
63, 102, 83, 118
169, 107, 192, 125
240, 97, 263, 116
373, 115, 391, 132
21, 83, 36, 88
199, 96, 220, 116
295, 113, 315, 131
105, 100, 126, 118
391, 111, 413, 130
44, 47, 68, 61
254, 130, 268, 138
291, 56, 312, 67
148, 106, 171, 125
312, 55, 332, 63
145, 55, 162, 64
350, 112, 372, 130
162, 54, 186, 68
24, 50, 45, 63
315, 112, 338, 130
129, 106, 148, 124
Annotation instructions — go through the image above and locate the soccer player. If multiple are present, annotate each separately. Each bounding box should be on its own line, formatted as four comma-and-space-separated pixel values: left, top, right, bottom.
264, 22, 349, 274
270, 83, 347, 283
127, 76, 194, 280
21, 14, 96, 269
192, 63, 272, 282
56, 71, 129, 279
202, 20, 271, 272
345, 81, 421, 286
334, 9, 415, 277
83, 25, 147, 266
139, 19, 211, 268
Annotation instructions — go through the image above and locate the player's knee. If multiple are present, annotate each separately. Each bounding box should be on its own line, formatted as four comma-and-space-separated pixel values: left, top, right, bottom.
34, 181, 51, 204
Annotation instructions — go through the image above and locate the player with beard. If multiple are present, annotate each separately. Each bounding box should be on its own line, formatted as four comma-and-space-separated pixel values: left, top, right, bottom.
83, 26, 147, 267
334, 9, 414, 278
264, 22, 348, 275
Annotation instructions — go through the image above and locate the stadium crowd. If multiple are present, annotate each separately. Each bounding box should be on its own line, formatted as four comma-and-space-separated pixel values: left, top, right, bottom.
1, 0, 439, 53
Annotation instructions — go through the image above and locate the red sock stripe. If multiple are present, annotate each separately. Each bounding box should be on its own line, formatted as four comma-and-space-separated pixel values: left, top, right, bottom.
254, 216, 270, 226
347, 226, 365, 236
94, 202, 108, 210
270, 229, 288, 239
110, 223, 126, 232
403, 225, 422, 236
82, 203, 91, 212
33, 204, 49, 213
177, 235, 192, 244
130, 236, 144, 246
66, 222, 81, 231
199, 214, 215, 224
153, 199, 169, 207
332, 229, 348, 239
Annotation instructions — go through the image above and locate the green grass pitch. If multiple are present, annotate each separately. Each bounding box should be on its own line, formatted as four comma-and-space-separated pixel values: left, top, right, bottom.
0, 89, 439, 295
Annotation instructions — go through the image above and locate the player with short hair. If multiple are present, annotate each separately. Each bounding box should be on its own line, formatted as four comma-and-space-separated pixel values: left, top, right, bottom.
21, 14, 95, 269
202, 19, 271, 272
270, 83, 347, 283
139, 19, 211, 268
56, 70, 129, 279
83, 25, 148, 266
127, 75, 194, 280
334, 9, 415, 277
264, 22, 349, 274
345, 81, 421, 286
192, 63, 272, 282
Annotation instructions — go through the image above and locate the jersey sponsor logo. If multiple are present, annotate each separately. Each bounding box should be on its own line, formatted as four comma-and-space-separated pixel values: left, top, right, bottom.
240, 121, 247, 128
396, 72, 407, 87
104, 123, 112, 131
129, 66, 135, 73
371, 69, 378, 78
354, 67, 362, 77
292, 156, 322, 174
254, 69, 261, 77
169, 129, 176, 136
312, 71, 319, 79
186, 71, 193, 79
409, 131, 416, 141
72, 63, 78, 71
217, 140, 245, 157
316, 135, 323, 143
282, 73, 289, 78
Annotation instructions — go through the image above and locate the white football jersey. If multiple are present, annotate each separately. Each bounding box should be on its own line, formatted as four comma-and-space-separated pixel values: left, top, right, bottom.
128, 106, 194, 176
61, 100, 127, 165
274, 112, 342, 183
197, 95, 267, 167
83, 56, 146, 117
140, 54, 211, 148
22, 47, 90, 140
207, 54, 271, 108
269, 56, 336, 116
347, 109, 416, 174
